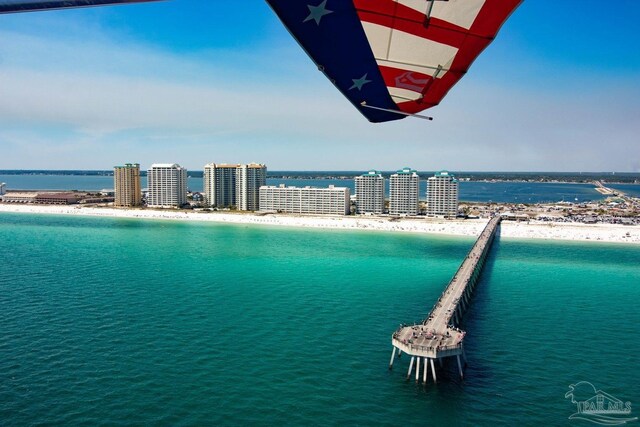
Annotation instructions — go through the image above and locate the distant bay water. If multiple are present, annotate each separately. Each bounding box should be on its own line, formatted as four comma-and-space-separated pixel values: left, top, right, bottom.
608, 183, 640, 198
0, 213, 639, 425
0, 173, 609, 203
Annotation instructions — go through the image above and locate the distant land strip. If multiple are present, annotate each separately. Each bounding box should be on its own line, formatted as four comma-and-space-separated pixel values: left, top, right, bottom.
1, 170, 639, 183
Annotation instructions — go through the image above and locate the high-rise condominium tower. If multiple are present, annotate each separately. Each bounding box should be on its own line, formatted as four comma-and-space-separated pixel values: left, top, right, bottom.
389, 167, 419, 216
355, 170, 384, 214
114, 163, 141, 207
236, 163, 267, 211
203, 163, 267, 211
203, 163, 238, 208
147, 163, 187, 208
427, 170, 459, 217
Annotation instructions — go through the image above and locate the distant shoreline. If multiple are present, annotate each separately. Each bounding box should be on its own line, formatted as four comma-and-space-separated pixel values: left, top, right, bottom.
1, 170, 638, 184
1, 204, 638, 245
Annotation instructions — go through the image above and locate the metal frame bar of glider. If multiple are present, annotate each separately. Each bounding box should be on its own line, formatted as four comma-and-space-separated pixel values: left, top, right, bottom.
360, 102, 433, 121
0, 0, 162, 14
375, 57, 452, 75
390, 93, 423, 102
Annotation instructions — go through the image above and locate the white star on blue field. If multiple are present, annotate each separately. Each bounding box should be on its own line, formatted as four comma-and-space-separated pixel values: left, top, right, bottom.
349, 73, 372, 91
304, 0, 333, 25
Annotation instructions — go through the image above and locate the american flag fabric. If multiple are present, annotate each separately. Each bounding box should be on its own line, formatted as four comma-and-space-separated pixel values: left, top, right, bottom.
0, 0, 159, 14
267, 0, 522, 122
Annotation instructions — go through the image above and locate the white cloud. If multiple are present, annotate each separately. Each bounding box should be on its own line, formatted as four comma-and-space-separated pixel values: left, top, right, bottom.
0, 17, 638, 172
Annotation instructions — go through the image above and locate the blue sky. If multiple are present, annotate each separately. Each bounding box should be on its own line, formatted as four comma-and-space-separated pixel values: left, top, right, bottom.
0, 0, 639, 172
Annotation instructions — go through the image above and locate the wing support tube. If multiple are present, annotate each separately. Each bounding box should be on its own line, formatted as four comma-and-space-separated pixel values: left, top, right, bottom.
360, 102, 433, 121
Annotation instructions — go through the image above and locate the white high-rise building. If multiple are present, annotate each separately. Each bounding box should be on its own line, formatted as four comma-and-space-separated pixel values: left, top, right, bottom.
203, 163, 239, 208
204, 163, 267, 210
355, 170, 384, 214
236, 163, 267, 211
147, 163, 187, 208
0, 182, 6, 196
114, 163, 141, 207
259, 185, 350, 216
389, 167, 419, 216
427, 170, 459, 217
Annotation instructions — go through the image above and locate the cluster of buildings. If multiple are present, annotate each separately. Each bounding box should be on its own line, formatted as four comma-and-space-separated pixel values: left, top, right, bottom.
114, 162, 188, 208
114, 162, 268, 210
259, 167, 459, 217
1, 164, 459, 217
111, 164, 461, 217
4, 170, 637, 225
355, 168, 459, 217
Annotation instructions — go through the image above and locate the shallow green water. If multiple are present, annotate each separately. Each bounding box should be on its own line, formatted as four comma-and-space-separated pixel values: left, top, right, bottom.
0, 213, 638, 425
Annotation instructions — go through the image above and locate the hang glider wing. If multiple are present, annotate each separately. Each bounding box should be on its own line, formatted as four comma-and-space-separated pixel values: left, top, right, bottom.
0, 0, 160, 14
266, 0, 522, 123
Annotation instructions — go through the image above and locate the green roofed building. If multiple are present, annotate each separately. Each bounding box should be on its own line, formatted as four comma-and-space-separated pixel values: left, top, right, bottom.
389, 167, 419, 216
427, 170, 459, 217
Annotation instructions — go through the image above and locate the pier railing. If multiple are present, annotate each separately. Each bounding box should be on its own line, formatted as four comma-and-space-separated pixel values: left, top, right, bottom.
421, 215, 501, 327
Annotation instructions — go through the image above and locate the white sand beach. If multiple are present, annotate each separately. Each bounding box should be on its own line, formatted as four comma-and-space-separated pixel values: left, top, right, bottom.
0, 204, 638, 244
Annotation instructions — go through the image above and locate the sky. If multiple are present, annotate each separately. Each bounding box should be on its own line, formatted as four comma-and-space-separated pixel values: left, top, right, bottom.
0, 0, 639, 172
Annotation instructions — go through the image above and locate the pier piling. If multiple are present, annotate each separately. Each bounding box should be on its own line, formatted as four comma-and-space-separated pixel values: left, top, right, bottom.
457, 355, 464, 379
407, 356, 415, 380
389, 347, 397, 369
423, 358, 428, 383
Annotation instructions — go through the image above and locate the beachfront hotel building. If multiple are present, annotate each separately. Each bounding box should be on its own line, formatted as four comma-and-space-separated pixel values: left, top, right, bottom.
147, 163, 187, 208
204, 163, 267, 211
236, 163, 267, 211
0, 182, 5, 196
427, 170, 459, 217
204, 163, 238, 208
389, 167, 419, 216
2, 192, 79, 205
355, 170, 385, 214
259, 185, 350, 215
114, 163, 141, 207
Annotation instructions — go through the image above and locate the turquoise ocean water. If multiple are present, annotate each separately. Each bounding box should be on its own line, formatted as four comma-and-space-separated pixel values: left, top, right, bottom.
1, 213, 639, 426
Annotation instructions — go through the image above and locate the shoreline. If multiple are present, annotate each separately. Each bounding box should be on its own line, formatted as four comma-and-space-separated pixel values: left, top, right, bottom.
1, 204, 638, 244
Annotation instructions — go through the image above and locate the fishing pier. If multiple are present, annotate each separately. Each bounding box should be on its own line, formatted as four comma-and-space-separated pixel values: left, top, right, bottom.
389, 216, 501, 383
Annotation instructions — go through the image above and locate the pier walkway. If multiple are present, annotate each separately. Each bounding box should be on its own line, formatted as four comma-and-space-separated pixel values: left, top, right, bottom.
389, 216, 501, 383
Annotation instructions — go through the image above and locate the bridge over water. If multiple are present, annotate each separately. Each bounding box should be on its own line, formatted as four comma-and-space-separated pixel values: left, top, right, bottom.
389, 216, 502, 383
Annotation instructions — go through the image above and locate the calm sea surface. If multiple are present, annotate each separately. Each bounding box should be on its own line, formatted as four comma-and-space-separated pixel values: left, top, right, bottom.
607, 183, 640, 198
0, 174, 603, 203
1, 213, 638, 425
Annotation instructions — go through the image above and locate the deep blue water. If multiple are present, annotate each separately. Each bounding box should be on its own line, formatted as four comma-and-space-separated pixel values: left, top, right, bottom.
0, 213, 639, 425
0, 174, 603, 203
607, 183, 640, 198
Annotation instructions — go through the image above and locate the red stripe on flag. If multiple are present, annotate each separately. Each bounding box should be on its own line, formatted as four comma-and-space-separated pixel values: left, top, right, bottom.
353, 0, 521, 113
